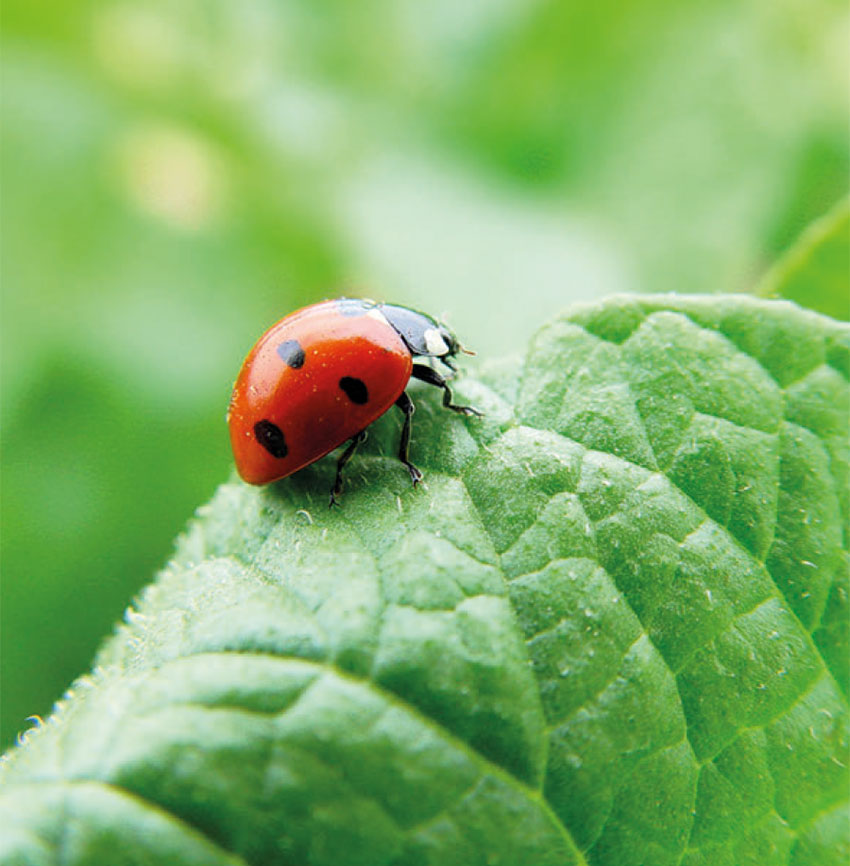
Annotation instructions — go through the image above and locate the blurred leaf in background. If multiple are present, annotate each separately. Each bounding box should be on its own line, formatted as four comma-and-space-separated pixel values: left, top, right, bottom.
1, 0, 847, 750
758, 197, 850, 320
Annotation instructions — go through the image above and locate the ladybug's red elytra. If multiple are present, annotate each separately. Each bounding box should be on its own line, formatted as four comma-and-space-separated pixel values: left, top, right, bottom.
228, 298, 481, 505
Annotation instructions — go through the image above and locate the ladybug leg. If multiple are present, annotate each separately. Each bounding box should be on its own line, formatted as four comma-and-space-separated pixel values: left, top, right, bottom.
411, 364, 482, 416
440, 355, 457, 375
394, 391, 424, 487
329, 430, 368, 507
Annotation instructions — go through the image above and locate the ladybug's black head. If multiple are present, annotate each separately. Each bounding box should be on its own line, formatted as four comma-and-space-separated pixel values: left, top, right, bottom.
378, 303, 465, 366
433, 324, 461, 370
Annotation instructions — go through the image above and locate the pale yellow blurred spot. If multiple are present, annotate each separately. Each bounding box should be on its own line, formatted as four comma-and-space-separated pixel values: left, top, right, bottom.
824, 11, 850, 100
112, 125, 229, 231
92, 4, 182, 89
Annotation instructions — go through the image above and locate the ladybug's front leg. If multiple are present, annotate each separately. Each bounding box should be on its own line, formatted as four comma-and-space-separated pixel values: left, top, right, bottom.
329, 430, 368, 507
394, 391, 424, 487
411, 364, 482, 416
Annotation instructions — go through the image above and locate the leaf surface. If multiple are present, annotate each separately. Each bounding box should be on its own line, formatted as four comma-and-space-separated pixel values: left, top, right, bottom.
2, 295, 847, 866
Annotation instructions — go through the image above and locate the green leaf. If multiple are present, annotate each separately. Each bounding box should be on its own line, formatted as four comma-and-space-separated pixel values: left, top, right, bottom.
758, 197, 850, 321
2, 295, 848, 866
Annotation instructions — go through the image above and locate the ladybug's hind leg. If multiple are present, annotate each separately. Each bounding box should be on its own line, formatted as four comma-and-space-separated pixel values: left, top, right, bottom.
394, 391, 424, 487
330, 430, 368, 507
411, 364, 482, 416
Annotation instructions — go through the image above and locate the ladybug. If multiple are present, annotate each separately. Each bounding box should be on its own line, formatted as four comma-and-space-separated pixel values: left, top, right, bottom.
228, 298, 481, 505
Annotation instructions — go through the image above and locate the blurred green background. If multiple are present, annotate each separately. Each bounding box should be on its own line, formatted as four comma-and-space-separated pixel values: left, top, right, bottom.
1, 0, 847, 750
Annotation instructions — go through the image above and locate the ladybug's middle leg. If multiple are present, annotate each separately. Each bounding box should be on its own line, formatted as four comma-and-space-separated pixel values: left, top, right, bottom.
411, 364, 482, 416
394, 391, 423, 487
330, 430, 367, 507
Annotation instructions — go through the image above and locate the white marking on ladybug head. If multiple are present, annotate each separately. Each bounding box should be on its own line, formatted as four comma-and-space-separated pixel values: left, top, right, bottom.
424, 327, 450, 356
366, 307, 391, 327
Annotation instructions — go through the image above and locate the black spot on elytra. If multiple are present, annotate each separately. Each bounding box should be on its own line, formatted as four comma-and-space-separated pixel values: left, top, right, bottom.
276, 339, 305, 369
339, 376, 369, 404
254, 420, 288, 458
